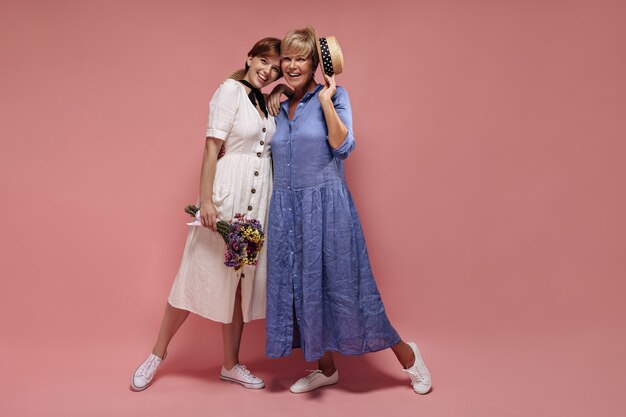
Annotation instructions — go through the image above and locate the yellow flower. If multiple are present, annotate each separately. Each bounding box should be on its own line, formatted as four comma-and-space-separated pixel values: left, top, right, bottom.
241, 226, 263, 244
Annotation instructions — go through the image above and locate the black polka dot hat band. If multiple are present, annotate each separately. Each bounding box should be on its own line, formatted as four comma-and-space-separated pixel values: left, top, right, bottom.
315, 31, 344, 76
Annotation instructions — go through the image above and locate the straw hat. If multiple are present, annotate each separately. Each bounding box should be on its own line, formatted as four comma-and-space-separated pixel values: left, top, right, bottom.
315, 31, 344, 76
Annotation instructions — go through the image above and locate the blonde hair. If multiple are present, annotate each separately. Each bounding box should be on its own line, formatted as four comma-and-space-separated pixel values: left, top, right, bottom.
281, 27, 319, 69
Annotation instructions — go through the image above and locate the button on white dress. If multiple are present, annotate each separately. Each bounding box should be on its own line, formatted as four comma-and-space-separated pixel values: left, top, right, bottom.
168, 79, 274, 323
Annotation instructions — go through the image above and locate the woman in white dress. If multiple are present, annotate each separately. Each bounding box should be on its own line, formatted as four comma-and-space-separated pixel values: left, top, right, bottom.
130, 37, 282, 391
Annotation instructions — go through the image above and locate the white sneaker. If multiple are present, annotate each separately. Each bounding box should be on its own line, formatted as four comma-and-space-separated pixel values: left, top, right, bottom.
289, 369, 339, 393
404, 342, 432, 394
220, 364, 265, 389
130, 352, 166, 392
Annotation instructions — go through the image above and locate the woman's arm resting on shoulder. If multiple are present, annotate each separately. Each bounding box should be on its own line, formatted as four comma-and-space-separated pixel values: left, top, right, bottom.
266, 84, 294, 116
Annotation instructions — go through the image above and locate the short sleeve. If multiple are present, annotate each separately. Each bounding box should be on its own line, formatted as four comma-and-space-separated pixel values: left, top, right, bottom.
206, 80, 241, 140
329, 86, 356, 160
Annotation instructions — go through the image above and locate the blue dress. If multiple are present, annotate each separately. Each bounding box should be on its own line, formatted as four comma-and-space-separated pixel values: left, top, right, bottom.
265, 84, 400, 362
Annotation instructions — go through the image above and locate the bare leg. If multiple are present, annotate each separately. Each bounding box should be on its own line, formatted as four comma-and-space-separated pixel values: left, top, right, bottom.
221, 284, 244, 370
391, 339, 416, 369
392, 337, 432, 394
151, 302, 190, 358
318, 351, 337, 376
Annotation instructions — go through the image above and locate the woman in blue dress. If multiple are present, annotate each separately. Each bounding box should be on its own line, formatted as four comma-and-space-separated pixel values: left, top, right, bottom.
265, 28, 433, 394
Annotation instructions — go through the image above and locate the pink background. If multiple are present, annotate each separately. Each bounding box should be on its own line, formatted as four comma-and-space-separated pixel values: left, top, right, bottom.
1, 0, 625, 416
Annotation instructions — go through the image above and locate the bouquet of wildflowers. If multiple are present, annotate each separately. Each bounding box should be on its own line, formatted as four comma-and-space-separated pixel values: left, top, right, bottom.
185, 205, 265, 271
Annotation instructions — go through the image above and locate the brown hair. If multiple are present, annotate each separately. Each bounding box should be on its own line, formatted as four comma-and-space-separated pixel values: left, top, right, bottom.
229, 37, 282, 80
281, 28, 319, 69
245, 37, 282, 74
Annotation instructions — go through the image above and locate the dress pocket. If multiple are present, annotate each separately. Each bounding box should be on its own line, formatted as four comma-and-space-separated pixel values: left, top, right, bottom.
212, 183, 233, 220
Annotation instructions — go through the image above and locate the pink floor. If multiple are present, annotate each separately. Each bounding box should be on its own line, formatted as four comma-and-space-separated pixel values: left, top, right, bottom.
3, 316, 624, 417
2, 1, 625, 416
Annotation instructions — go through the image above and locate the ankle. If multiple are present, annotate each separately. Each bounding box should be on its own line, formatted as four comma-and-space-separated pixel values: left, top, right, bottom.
405, 351, 416, 369
400, 345, 416, 369
223, 361, 239, 371
152, 348, 166, 360
319, 366, 337, 377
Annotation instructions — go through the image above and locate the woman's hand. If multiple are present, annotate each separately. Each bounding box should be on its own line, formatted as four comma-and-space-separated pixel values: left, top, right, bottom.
199, 201, 220, 231
267, 84, 293, 116
217, 143, 226, 159
319, 74, 337, 104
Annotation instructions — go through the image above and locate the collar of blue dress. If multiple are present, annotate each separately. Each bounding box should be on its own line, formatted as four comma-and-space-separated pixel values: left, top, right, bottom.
280, 83, 324, 115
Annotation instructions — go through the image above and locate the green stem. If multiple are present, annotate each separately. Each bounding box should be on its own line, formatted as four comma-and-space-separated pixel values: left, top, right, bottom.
185, 205, 199, 217
216, 221, 231, 244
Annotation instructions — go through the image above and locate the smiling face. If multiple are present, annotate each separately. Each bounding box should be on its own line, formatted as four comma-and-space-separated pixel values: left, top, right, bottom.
243, 54, 281, 89
280, 28, 320, 92
281, 53, 316, 90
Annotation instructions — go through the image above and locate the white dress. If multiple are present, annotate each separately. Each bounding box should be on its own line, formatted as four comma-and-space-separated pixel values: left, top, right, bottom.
168, 79, 274, 323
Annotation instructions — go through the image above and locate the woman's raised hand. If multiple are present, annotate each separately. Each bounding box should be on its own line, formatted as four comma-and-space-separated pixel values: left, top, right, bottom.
267, 84, 293, 116
199, 202, 220, 231
319, 74, 337, 103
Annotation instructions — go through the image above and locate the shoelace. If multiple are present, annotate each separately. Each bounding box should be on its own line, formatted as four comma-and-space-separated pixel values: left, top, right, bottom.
235, 365, 256, 381
406, 369, 423, 382
303, 370, 323, 382
404, 365, 427, 383
138, 356, 159, 379
237, 365, 251, 374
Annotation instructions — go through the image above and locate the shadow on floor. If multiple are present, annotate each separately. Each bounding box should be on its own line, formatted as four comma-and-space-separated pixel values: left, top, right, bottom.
155, 350, 411, 394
